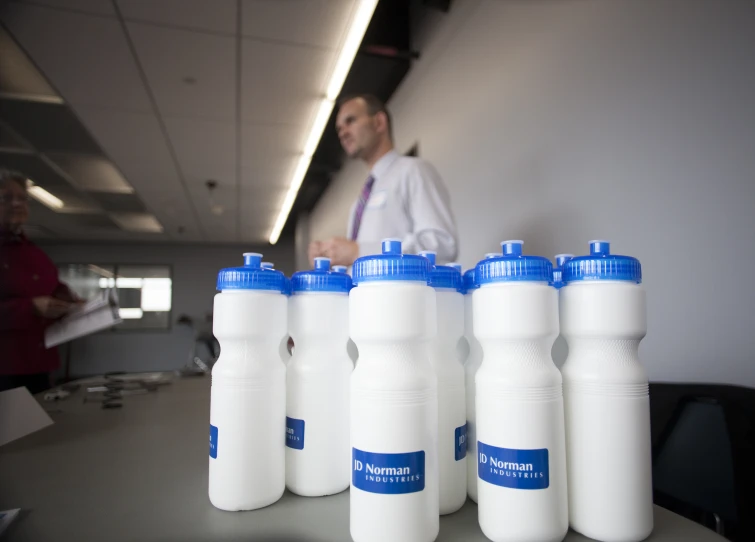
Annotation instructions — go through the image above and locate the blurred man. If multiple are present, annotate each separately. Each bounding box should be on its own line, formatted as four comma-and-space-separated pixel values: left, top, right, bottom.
309, 94, 458, 266
0, 170, 78, 394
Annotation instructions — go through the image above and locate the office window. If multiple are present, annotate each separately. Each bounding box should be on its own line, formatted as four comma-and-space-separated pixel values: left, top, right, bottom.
57, 263, 172, 331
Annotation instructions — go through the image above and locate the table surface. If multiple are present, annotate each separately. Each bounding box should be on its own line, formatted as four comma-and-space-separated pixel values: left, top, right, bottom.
0, 375, 726, 542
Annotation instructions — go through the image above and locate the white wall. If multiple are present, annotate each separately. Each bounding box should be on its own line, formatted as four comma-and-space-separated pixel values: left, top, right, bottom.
309, 0, 755, 386
41, 241, 295, 377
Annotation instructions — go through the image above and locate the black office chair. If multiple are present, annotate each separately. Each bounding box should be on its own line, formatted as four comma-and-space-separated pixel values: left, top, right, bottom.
650, 384, 755, 541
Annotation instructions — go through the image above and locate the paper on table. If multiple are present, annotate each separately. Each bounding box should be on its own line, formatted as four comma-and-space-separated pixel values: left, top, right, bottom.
0, 387, 54, 447
44, 288, 122, 348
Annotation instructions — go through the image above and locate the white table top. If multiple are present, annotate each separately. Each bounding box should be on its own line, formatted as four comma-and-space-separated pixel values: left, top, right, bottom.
0, 375, 726, 541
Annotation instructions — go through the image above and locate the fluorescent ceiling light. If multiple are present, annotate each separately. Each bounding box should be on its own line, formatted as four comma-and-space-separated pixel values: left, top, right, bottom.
27, 181, 64, 210
326, 1, 380, 101
118, 308, 144, 319
303, 99, 336, 157
268, 154, 313, 244
269, 0, 379, 245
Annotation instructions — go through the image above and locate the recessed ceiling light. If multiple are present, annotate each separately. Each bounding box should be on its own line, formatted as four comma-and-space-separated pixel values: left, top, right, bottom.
26, 179, 64, 210
268, 0, 379, 245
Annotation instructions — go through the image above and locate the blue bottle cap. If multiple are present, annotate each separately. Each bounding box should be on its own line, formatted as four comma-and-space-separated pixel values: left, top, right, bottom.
447, 263, 462, 273
332, 265, 348, 274
555, 254, 574, 268
352, 238, 431, 284
562, 240, 641, 284
552, 254, 574, 290
475, 240, 553, 285
261, 262, 274, 269
463, 268, 478, 293
217, 253, 288, 293
419, 251, 463, 292
291, 257, 352, 294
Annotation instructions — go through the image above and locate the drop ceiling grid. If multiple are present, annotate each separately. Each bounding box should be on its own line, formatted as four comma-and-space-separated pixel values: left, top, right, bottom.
3, 0, 360, 243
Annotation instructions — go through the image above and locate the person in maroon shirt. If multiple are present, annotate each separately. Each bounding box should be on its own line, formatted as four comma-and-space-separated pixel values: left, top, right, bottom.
0, 170, 79, 394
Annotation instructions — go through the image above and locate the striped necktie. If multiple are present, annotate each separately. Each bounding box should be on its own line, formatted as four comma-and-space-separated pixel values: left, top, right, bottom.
350, 175, 375, 241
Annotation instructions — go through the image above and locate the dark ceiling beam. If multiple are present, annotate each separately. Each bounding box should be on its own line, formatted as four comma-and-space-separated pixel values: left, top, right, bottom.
422, 0, 453, 13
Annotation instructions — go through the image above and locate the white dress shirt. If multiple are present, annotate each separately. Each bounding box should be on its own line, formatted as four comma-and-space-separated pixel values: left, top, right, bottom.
347, 150, 459, 262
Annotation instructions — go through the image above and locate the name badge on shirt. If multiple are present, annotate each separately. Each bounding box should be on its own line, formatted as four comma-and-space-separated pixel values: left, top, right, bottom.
366, 190, 387, 209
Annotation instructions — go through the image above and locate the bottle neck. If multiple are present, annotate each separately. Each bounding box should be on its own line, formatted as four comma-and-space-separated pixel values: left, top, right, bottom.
479, 338, 554, 368
564, 338, 643, 372
355, 340, 429, 371
290, 336, 349, 358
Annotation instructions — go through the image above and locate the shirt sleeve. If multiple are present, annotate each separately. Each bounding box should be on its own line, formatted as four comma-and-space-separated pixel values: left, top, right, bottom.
399, 159, 459, 262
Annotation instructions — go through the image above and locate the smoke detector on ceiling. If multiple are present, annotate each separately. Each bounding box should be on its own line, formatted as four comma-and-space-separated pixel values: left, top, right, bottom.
206, 180, 225, 216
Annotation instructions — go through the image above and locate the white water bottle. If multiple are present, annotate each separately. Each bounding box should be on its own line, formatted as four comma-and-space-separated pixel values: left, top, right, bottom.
560, 240, 652, 542
350, 239, 439, 542
260, 262, 292, 364
475, 240, 568, 542
286, 257, 353, 496
209, 253, 288, 511
420, 251, 467, 515
462, 252, 497, 503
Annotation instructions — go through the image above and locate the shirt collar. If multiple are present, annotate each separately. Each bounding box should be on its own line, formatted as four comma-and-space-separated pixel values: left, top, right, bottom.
370, 149, 400, 182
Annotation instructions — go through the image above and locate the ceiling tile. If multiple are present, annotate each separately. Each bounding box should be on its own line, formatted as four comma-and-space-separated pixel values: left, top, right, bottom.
0, 26, 59, 101
187, 178, 239, 239
117, 0, 237, 34
1, 2, 151, 111
164, 117, 235, 184
16, 0, 117, 16
241, 39, 334, 125
242, 0, 355, 50
46, 153, 134, 193
0, 100, 103, 154
241, 123, 303, 171
241, 209, 277, 236
127, 22, 236, 121
110, 212, 163, 232
75, 108, 177, 189
75, 107, 204, 241
66, 214, 121, 230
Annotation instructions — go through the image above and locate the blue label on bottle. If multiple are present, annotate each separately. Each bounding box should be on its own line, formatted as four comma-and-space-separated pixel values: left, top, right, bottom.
209, 424, 218, 459
286, 417, 305, 450
455, 423, 468, 461
352, 448, 425, 494
477, 441, 549, 490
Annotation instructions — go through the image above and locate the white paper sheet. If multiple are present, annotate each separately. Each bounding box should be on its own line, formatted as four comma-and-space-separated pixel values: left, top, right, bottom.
0, 387, 54, 447
44, 288, 122, 348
